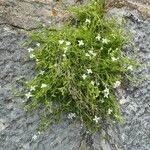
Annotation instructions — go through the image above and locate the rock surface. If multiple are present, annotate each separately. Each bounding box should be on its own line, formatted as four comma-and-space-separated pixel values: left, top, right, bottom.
0, 0, 150, 150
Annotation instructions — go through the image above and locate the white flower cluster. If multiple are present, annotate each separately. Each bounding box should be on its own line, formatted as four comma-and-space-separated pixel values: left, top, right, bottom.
58, 40, 71, 58
82, 69, 96, 86
86, 50, 97, 57
58, 40, 71, 46
27, 47, 34, 53
82, 68, 93, 80
25, 83, 47, 99
27, 43, 40, 59
95, 34, 110, 44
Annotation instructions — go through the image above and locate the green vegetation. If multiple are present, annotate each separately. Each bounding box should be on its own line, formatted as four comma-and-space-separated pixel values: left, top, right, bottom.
24, 0, 137, 132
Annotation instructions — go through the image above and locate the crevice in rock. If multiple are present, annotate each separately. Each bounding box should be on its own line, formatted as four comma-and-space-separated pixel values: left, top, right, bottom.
0, 22, 43, 31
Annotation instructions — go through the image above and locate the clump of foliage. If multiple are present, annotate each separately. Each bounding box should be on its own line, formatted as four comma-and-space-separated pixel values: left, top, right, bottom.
24, 0, 136, 132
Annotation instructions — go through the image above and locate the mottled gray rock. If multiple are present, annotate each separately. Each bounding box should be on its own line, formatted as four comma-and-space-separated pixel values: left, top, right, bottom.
119, 18, 150, 150
107, 5, 150, 150
0, 0, 85, 31
0, 0, 150, 150
0, 24, 85, 150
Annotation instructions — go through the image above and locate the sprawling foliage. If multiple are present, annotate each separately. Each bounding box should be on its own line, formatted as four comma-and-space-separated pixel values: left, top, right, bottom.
24, 0, 136, 132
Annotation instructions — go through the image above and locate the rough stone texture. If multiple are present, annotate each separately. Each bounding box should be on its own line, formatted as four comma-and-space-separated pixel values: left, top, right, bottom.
0, 24, 87, 150
107, 6, 150, 150
0, 0, 150, 150
120, 19, 150, 150
0, 0, 78, 31
106, 0, 150, 19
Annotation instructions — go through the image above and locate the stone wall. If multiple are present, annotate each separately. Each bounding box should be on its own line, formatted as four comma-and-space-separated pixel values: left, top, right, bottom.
0, 0, 150, 150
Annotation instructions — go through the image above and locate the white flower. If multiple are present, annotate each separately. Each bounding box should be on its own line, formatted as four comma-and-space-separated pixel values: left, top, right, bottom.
96, 34, 101, 41
127, 65, 133, 71
36, 59, 39, 62
108, 109, 113, 115
82, 74, 87, 80
39, 70, 44, 75
30, 86, 36, 91
90, 81, 94, 86
78, 40, 84, 46
93, 116, 100, 123
111, 57, 118, 61
113, 81, 121, 88
64, 47, 68, 53
87, 69, 92, 74
68, 113, 76, 119
62, 53, 66, 57
85, 18, 91, 23
32, 134, 38, 141
89, 50, 96, 56
66, 41, 71, 46
25, 92, 32, 99
27, 47, 34, 53
58, 40, 64, 45
104, 87, 109, 98
85, 53, 90, 57
120, 97, 126, 104
102, 38, 109, 44
36, 43, 40, 47
41, 83, 47, 88
29, 54, 35, 59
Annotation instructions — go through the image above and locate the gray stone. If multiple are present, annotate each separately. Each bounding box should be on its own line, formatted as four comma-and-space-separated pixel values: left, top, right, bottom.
0, 0, 150, 150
